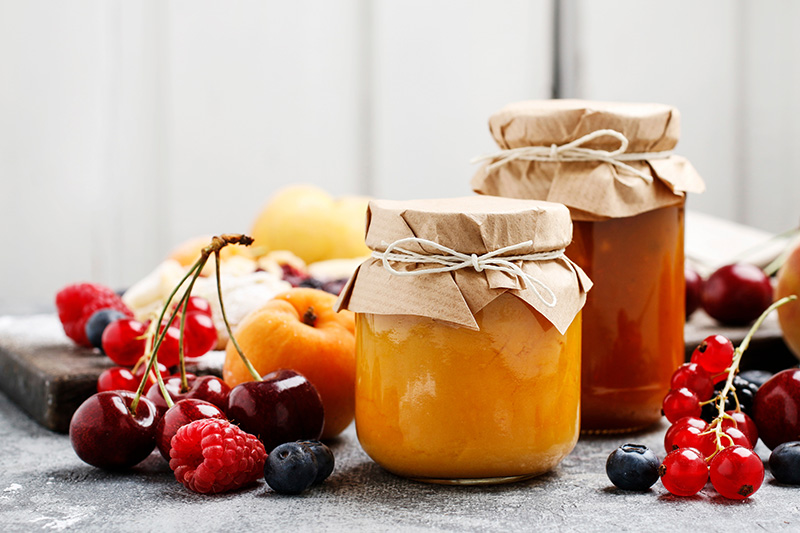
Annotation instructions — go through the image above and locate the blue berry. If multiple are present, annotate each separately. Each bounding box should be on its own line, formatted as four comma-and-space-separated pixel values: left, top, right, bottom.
606, 444, 660, 491
299, 440, 334, 485
265, 442, 318, 494
769, 441, 800, 485
85, 309, 128, 352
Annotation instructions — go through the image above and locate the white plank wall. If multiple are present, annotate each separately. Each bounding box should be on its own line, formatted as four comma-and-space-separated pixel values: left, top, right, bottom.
1, 0, 799, 314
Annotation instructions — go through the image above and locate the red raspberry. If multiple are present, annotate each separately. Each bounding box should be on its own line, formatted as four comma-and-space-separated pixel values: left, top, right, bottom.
169, 418, 266, 494
56, 283, 131, 347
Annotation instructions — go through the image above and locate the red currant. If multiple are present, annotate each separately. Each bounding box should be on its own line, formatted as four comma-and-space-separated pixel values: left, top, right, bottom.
659, 448, 708, 497
667, 425, 706, 454
662, 388, 702, 423
665, 417, 707, 453
690, 335, 734, 375
722, 411, 758, 448
101, 318, 147, 366
670, 363, 714, 401
180, 311, 218, 359
709, 445, 764, 499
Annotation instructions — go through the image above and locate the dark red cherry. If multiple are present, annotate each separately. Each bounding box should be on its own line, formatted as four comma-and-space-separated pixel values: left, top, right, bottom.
226, 369, 324, 451
155, 399, 226, 460
685, 265, 703, 319
69, 391, 158, 469
97, 367, 138, 393
145, 374, 230, 417
753, 368, 800, 449
701, 263, 772, 326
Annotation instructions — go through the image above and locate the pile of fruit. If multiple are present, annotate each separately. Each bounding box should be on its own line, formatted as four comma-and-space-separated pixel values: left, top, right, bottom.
57, 233, 356, 495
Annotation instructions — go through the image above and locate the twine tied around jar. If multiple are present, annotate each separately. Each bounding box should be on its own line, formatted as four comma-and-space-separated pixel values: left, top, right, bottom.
372, 237, 565, 308
471, 129, 673, 185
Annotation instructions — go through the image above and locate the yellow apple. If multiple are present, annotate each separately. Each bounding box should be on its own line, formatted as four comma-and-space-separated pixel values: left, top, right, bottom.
250, 185, 370, 264
776, 241, 800, 359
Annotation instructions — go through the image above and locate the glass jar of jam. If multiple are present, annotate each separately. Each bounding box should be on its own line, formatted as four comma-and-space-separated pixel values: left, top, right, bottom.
336, 196, 591, 483
472, 100, 705, 433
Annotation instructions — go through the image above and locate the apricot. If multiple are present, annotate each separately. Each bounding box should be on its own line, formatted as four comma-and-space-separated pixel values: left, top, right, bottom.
775, 242, 800, 359
223, 288, 356, 438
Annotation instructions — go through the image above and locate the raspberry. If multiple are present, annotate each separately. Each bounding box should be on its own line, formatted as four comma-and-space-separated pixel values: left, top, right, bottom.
56, 283, 131, 347
169, 418, 266, 494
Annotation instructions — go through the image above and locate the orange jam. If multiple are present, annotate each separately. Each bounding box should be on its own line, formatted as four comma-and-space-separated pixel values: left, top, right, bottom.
567, 206, 685, 432
355, 293, 582, 484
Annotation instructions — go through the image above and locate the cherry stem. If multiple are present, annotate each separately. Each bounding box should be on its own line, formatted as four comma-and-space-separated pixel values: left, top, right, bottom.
177, 266, 203, 392
214, 248, 263, 382
706, 294, 798, 460
129, 259, 203, 413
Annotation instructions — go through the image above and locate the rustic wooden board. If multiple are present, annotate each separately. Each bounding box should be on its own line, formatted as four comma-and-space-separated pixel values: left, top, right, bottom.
0, 315, 223, 433
0, 312, 797, 434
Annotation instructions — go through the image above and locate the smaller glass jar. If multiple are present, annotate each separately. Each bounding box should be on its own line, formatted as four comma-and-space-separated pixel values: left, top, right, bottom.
335, 196, 591, 484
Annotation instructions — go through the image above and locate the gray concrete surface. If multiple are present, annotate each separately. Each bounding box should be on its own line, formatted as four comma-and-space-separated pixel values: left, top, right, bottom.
1, 389, 798, 533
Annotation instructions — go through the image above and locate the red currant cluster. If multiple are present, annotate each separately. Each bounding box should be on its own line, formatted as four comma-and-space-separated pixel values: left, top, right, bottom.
660, 333, 763, 499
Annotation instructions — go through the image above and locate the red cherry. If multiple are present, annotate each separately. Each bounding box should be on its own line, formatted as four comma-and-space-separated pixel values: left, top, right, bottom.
662, 388, 702, 423
701, 263, 773, 326
709, 445, 764, 499
145, 374, 230, 417
659, 448, 708, 497
97, 367, 138, 393
226, 369, 324, 451
183, 296, 213, 317
670, 363, 714, 401
180, 311, 218, 359
154, 324, 181, 368
685, 265, 703, 319
752, 368, 800, 449
69, 391, 158, 469
101, 318, 147, 366
155, 399, 226, 460
690, 335, 735, 375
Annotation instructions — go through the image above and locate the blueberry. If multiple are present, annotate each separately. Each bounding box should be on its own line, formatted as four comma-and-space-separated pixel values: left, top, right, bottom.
85, 309, 128, 352
769, 441, 800, 485
265, 442, 318, 495
702, 376, 758, 421
738, 369, 773, 389
606, 444, 660, 491
298, 440, 334, 485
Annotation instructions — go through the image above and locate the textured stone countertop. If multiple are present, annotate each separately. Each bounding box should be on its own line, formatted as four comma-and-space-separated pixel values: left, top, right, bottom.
1, 387, 798, 533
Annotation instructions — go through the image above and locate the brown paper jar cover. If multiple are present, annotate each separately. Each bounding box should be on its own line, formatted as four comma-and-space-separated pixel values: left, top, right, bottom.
471, 99, 706, 221
334, 196, 592, 334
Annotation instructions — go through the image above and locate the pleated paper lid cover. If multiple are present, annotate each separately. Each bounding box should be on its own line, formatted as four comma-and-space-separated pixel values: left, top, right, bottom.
334, 195, 591, 334
471, 100, 705, 221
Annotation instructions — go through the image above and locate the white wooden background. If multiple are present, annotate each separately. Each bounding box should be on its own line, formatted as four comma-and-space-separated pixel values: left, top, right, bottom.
1, 0, 799, 314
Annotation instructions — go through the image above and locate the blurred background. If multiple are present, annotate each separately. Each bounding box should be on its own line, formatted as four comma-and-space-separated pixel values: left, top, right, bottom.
1, 0, 799, 314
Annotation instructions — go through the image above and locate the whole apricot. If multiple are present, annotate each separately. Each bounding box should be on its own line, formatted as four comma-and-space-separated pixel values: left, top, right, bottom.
776, 242, 800, 358
223, 288, 356, 438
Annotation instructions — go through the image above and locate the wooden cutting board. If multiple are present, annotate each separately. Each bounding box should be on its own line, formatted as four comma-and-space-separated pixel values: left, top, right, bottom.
0, 315, 223, 433
0, 312, 797, 434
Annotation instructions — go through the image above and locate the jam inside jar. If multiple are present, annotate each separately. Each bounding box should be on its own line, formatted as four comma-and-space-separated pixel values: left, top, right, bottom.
567, 205, 685, 432
355, 293, 582, 484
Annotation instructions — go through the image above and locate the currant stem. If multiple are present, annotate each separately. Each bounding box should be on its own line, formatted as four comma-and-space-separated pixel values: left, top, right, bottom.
707, 294, 798, 459
214, 249, 262, 382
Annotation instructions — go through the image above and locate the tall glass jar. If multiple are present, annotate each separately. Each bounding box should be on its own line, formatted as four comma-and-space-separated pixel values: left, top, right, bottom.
335, 196, 591, 483
472, 100, 705, 432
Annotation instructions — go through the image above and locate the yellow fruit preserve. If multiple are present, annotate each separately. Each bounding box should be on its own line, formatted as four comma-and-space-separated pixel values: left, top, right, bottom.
568, 206, 685, 432
335, 195, 590, 484
355, 293, 582, 484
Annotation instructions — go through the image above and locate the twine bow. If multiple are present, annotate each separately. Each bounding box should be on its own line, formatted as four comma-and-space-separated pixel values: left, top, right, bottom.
471, 129, 672, 185
372, 237, 565, 308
